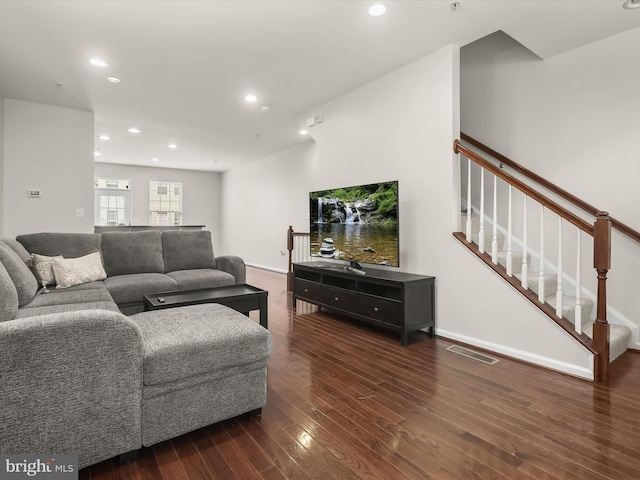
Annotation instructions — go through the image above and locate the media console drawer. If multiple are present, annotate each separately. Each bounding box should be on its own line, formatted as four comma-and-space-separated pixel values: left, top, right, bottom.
295, 278, 322, 301
357, 295, 402, 326
322, 285, 357, 311
292, 262, 435, 346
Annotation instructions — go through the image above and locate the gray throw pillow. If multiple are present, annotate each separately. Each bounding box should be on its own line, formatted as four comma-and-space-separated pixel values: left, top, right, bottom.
0, 241, 38, 307
0, 261, 19, 322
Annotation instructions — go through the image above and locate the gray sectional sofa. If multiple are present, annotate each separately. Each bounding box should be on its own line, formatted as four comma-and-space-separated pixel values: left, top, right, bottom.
0, 230, 272, 469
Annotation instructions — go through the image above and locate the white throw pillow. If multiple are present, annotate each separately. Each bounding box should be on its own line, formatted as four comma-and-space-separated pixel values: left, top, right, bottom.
30, 253, 64, 286
52, 252, 107, 289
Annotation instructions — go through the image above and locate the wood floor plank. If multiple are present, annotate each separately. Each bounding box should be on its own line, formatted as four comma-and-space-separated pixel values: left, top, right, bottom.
79, 266, 640, 479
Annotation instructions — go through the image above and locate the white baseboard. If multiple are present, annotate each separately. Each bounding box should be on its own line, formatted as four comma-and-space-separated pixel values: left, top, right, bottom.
245, 263, 288, 274
436, 328, 594, 381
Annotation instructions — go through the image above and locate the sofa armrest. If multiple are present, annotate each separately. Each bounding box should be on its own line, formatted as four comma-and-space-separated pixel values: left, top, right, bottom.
215, 255, 246, 284
0, 310, 143, 468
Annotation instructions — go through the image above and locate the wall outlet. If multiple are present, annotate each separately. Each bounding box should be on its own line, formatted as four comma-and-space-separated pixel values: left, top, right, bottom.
76, 208, 84, 218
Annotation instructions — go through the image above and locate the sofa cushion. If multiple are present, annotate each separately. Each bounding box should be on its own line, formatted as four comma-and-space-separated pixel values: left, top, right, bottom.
22, 288, 114, 309
162, 230, 216, 273
104, 273, 178, 305
60, 281, 109, 292
16, 232, 102, 258
14, 301, 121, 319
0, 261, 19, 322
130, 303, 272, 386
0, 238, 32, 263
0, 241, 38, 307
51, 252, 107, 289
102, 231, 164, 276
165, 269, 235, 291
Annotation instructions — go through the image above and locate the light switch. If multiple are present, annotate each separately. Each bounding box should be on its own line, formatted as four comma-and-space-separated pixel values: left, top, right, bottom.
76, 208, 84, 218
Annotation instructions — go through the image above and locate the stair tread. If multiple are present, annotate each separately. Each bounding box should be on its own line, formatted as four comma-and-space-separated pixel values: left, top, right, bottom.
582, 323, 632, 362
460, 211, 633, 365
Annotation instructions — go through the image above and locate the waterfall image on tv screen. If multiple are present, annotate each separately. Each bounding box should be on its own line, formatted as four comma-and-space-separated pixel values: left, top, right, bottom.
309, 180, 399, 267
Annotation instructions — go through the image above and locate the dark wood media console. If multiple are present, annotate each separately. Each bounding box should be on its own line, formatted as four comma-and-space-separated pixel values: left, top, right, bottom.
292, 261, 435, 346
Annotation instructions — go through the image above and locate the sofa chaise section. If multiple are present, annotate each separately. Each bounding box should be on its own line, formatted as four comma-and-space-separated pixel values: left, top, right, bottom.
0, 259, 143, 468
131, 303, 272, 446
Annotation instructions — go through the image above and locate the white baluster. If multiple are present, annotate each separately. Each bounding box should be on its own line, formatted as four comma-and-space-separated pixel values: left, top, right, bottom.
521, 196, 528, 290
491, 175, 498, 264
538, 206, 545, 302
575, 230, 582, 334
506, 186, 513, 276
466, 157, 472, 242
556, 218, 563, 318
479, 167, 485, 254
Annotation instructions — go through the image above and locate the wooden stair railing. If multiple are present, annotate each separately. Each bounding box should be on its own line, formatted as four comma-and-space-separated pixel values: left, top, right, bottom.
287, 226, 311, 292
454, 138, 613, 383
461, 132, 640, 244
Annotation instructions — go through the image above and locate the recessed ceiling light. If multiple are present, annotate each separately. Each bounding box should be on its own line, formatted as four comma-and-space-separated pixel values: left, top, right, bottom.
107, 76, 121, 83
623, 0, 640, 8
93, 151, 102, 156
260, 106, 270, 113
152, 158, 159, 162
298, 129, 309, 135
245, 93, 257, 103
98, 135, 110, 141
128, 127, 141, 133
89, 58, 108, 67
368, 4, 386, 16
168, 143, 177, 149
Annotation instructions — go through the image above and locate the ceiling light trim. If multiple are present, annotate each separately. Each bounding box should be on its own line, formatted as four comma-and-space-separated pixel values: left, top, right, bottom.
89, 58, 108, 67
368, 4, 386, 16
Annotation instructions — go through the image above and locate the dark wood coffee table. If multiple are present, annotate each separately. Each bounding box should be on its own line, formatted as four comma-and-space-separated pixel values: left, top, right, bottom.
143, 284, 268, 329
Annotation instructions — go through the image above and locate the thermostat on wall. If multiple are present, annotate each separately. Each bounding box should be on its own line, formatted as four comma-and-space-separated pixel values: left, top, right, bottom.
27, 189, 42, 198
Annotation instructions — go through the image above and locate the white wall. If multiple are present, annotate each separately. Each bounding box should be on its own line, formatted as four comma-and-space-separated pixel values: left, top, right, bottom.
461, 28, 640, 347
222, 44, 592, 378
94, 162, 223, 252
220, 141, 316, 269
462, 28, 640, 230
3, 99, 94, 236
0, 95, 4, 238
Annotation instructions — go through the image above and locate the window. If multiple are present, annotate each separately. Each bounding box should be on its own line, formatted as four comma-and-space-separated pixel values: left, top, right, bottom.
94, 178, 132, 226
149, 181, 182, 226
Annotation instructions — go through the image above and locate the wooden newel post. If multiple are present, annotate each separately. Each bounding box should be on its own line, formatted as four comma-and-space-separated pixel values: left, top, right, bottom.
287, 226, 294, 292
592, 211, 611, 383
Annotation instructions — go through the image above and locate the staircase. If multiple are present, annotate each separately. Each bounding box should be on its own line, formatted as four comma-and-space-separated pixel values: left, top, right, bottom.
464, 211, 631, 362
455, 134, 640, 381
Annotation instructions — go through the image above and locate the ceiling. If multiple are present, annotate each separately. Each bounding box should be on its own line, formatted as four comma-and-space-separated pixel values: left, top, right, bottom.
0, 1, 639, 172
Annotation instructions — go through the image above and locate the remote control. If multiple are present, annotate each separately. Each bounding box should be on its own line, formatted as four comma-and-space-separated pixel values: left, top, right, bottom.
345, 266, 367, 275
158, 297, 165, 303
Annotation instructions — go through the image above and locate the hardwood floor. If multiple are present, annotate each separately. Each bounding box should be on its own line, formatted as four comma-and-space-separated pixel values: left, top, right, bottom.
81, 266, 640, 479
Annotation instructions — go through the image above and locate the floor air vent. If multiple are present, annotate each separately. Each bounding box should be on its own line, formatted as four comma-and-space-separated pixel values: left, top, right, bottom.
446, 345, 499, 365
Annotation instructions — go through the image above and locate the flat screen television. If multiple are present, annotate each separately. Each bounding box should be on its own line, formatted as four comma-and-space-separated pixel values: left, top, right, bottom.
309, 180, 399, 268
